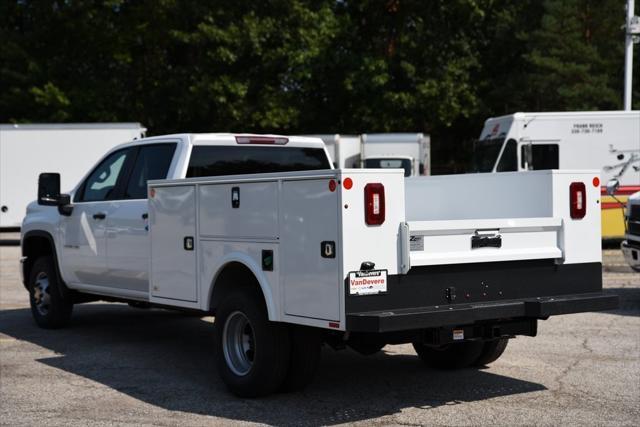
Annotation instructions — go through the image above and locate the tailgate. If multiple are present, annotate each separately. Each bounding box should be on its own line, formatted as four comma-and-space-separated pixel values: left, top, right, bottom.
400, 217, 562, 272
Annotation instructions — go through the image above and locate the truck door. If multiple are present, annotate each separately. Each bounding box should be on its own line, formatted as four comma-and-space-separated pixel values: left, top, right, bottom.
60, 148, 133, 286
104, 143, 176, 293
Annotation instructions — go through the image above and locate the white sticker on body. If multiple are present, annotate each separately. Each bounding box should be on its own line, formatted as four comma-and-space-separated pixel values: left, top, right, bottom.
349, 270, 388, 295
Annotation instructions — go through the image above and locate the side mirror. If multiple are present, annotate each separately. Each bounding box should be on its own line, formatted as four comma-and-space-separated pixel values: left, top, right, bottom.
606, 179, 620, 196
38, 173, 61, 206
38, 173, 73, 216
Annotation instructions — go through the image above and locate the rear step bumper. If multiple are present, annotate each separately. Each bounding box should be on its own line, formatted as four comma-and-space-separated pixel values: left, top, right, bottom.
346, 292, 619, 332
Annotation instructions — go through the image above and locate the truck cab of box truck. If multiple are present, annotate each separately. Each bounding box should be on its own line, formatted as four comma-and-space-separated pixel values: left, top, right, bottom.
471, 111, 640, 239
360, 133, 430, 177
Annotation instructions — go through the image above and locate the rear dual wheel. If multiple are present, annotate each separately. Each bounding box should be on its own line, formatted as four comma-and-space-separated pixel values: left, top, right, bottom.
214, 289, 321, 397
412, 338, 509, 369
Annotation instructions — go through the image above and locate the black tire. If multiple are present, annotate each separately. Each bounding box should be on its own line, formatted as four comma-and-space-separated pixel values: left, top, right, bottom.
412, 340, 484, 370
474, 338, 509, 367
214, 289, 290, 397
348, 341, 386, 356
279, 325, 322, 392
28, 256, 73, 329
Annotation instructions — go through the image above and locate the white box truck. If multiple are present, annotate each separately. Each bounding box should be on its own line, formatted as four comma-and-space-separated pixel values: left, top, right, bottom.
472, 111, 640, 238
20, 133, 616, 397
0, 123, 146, 229
306, 134, 360, 168
360, 133, 430, 177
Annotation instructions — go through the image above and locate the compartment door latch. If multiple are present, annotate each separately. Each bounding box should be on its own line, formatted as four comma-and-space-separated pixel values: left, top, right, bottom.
471, 229, 502, 249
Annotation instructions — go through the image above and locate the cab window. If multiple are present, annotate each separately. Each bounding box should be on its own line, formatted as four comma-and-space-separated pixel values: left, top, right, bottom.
124, 144, 176, 199
522, 144, 560, 170
496, 139, 518, 172
77, 148, 131, 202
186, 146, 330, 178
364, 158, 412, 177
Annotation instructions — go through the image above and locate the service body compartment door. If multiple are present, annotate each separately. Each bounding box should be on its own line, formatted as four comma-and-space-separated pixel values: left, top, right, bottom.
199, 182, 278, 239
281, 179, 340, 321
149, 185, 197, 302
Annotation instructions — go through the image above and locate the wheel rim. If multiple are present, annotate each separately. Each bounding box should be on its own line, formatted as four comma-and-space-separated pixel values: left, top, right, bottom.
33, 272, 51, 316
222, 311, 255, 376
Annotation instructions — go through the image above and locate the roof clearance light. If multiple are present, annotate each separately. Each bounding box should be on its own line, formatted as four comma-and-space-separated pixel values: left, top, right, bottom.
570, 182, 586, 219
364, 183, 385, 225
235, 136, 288, 145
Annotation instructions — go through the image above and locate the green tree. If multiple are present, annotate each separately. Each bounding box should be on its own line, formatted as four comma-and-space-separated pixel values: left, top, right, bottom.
523, 0, 627, 110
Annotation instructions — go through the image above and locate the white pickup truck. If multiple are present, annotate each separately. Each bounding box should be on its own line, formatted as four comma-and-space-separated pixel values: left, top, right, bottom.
21, 133, 617, 397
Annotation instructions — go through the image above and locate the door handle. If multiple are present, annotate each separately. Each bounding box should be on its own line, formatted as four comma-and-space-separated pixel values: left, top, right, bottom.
93, 212, 106, 220
142, 213, 148, 220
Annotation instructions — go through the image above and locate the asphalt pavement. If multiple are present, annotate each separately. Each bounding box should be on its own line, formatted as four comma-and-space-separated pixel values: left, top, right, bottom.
0, 243, 638, 426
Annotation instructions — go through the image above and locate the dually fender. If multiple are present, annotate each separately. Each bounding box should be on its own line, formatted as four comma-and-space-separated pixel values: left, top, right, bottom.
205, 251, 279, 321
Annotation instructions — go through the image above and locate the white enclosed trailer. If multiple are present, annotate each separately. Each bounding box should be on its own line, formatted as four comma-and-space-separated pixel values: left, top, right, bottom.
0, 123, 146, 229
361, 133, 430, 176
472, 111, 640, 238
20, 133, 616, 397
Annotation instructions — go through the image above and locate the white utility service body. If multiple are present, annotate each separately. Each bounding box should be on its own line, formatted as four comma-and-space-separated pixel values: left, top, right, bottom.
20, 133, 617, 396
361, 133, 430, 176
472, 111, 640, 238
0, 123, 146, 228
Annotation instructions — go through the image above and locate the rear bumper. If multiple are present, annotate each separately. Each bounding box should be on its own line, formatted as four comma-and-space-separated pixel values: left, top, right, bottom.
346, 292, 619, 332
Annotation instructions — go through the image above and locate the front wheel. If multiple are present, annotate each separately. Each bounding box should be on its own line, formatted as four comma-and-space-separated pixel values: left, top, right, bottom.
214, 289, 290, 397
28, 256, 73, 329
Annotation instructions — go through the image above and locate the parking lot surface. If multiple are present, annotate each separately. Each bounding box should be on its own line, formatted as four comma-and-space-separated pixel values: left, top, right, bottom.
1, 243, 638, 426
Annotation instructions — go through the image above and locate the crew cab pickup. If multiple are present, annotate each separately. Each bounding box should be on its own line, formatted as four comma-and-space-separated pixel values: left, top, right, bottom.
20, 133, 618, 397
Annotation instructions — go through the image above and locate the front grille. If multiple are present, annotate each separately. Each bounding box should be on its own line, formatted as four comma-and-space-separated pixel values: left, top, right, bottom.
629, 220, 640, 236
630, 205, 640, 222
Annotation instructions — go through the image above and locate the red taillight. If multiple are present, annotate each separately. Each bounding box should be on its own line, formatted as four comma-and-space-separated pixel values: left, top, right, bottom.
364, 183, 385, 225
235, 136, 288, 145
570, 182, 586, 219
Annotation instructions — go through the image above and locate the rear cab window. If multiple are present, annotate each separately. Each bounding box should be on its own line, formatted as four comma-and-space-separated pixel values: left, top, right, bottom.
186, 145, 331, 178
364, 158, 412, 177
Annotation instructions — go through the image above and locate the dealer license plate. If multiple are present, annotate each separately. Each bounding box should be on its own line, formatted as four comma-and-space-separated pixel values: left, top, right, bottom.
348, 270, 388, 295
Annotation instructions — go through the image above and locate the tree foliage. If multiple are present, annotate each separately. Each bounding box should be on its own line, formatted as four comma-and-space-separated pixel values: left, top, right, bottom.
1, 0, 637, 172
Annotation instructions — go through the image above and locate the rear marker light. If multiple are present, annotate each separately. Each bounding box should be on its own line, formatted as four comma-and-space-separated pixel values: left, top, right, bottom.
364, 183, 385, 225
592, 177, 600, 187
570, 182, 586, 219
343, 177, 353, 190
328, 179, 337, 192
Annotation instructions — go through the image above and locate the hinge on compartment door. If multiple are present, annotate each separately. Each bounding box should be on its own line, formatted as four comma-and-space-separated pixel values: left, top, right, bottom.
399, 222, 411, 274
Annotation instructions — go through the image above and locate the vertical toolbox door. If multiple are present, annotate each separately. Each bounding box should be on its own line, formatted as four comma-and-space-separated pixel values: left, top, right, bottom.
149, 185, 197, 302
281, 179, 340, 321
